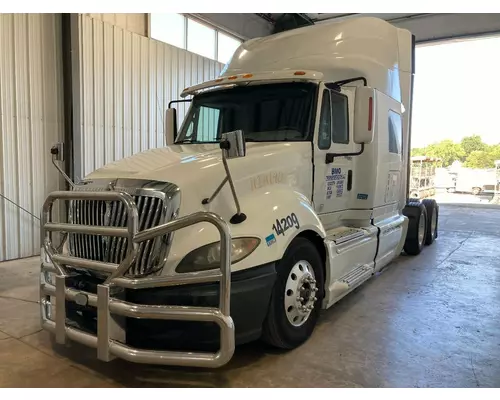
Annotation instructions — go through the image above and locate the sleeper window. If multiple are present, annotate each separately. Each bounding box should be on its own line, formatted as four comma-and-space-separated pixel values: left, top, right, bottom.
388, 110, 402, 154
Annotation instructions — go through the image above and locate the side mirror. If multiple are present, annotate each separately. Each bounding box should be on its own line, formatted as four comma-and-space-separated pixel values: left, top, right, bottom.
353, 86, 375, 144
220, 130, 246, 159
165, 108, 177, 145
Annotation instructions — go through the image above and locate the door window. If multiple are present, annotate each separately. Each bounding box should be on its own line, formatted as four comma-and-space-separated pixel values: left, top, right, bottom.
331, 92, 349, 144
317, 89, 350, 149
318, 90, 332, 150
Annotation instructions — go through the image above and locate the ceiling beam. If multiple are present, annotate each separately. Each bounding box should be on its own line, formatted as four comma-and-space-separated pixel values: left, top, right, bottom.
190, 13, 273, 40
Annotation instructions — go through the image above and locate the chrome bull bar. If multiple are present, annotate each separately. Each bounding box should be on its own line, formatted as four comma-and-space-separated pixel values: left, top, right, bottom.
40, 190, 235, 368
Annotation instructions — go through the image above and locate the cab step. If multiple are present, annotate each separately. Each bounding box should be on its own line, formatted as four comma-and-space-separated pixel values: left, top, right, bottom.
326, 226, 366, 245
328, 263, 375, 303
339, 263, 374, 287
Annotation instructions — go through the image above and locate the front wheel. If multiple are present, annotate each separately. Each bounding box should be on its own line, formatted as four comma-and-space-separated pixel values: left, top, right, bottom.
261, 237, 324, 349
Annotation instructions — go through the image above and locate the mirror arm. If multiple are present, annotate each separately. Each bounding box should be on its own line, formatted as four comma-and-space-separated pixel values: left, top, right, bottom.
325, 143, 365, 164
168, 99, 192, 108
202, 139, 247, 224
329, 76, 368, 89
50, 146, 76, 189
202, 176, 228, 206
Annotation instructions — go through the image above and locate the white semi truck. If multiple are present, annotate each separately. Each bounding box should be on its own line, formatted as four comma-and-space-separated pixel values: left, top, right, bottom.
40, 17, 439, 368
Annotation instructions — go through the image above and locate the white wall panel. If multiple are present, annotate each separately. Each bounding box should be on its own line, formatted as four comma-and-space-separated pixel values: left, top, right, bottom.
86, 13, 147, 37
74, 14, 224, 180
0, 14, 64, 261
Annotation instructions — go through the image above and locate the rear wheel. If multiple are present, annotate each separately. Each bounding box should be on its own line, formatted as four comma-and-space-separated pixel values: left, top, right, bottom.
472, 187, 482, 195
422, 199, 439, 244
403, 202, 428, 255
262, 237, 324, 349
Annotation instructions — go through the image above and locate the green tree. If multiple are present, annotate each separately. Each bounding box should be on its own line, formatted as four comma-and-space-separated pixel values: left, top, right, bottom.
488, 144, 500, 162
411, 147, 427, 157
464, 145, 500, 169
424, 140, 465, 167
460, 135, 487, 159
464, 150, 491, 169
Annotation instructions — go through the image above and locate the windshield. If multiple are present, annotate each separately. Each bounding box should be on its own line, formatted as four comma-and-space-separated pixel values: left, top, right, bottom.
175, 82, 317, 143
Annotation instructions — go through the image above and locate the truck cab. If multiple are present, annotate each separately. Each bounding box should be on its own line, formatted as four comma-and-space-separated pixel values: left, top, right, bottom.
40, 17, 438, 368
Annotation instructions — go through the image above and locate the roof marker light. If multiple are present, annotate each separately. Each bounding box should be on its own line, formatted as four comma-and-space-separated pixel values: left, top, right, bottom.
242, 73, 253, 78
294, 71, 306, 76
215, 78, 224, 83
228, 75, 238, 80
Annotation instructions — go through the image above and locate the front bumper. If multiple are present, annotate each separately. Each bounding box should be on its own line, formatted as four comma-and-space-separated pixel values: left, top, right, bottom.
50, 262, 276, 352
40, 190, 237, 368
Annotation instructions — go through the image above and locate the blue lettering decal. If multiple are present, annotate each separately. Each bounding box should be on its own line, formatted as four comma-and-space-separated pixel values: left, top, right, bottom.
265, 233, 277, 246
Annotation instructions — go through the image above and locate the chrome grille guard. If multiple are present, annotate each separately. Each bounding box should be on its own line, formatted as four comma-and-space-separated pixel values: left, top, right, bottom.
40, 190, 235, 368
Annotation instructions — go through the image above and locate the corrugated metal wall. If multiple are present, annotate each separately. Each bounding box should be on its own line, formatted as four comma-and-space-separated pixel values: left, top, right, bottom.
86, 13, 148, 37
0, 14, 65, 261
74, 14, 224, 180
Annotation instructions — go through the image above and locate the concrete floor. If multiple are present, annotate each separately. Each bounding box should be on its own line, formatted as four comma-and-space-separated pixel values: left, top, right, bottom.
1, 204, 500, 387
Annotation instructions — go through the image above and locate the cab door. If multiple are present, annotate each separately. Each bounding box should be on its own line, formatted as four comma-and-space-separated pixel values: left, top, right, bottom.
312, 84, 355, 219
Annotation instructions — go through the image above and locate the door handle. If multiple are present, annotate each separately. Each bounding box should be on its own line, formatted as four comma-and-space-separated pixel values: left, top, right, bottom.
347, 170, 353, 191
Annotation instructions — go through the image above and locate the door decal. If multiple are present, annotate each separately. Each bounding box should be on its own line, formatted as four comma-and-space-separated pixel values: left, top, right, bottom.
385, 172, 400, 203
325, 167, 346, 200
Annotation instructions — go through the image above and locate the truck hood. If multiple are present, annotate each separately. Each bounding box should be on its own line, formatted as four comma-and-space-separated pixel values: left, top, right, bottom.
86, 143, 226, 182
85, 142, 312, 219
86, 142, 304, 183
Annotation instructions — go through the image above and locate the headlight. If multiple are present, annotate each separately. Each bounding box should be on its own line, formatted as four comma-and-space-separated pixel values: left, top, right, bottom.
176, 237, 261, 273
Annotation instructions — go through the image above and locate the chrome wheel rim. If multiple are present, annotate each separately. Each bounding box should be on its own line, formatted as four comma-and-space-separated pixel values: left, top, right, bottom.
284, 260, 318, 327
418, 212, 426, 246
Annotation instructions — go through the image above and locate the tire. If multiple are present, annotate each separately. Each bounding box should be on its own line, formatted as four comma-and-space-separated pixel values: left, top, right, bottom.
261, 237, 325, 350
422, 199, 439, 245
402, 203, 427, 256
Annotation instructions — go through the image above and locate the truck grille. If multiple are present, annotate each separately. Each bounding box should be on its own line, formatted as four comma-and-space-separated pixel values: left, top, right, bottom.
67, 180, 180, 277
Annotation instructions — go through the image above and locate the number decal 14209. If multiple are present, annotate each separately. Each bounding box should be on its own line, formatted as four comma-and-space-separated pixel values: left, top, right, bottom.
272, 213, 300, 236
